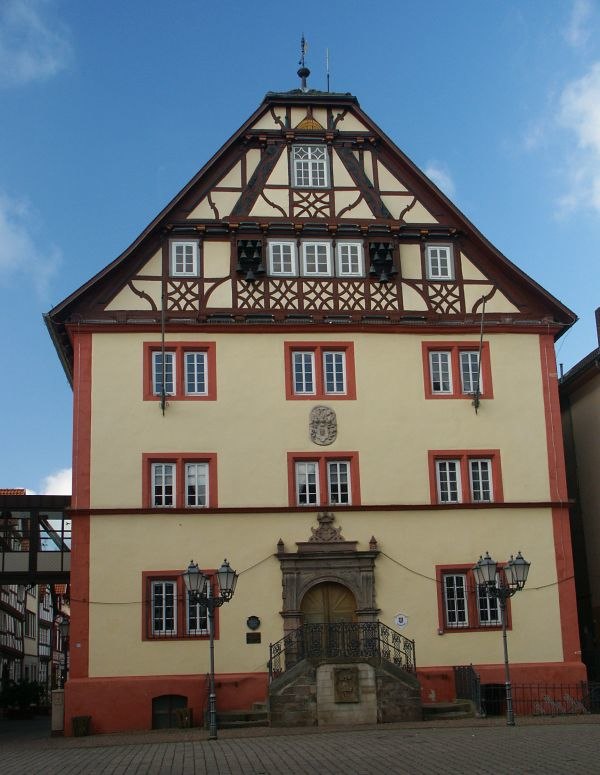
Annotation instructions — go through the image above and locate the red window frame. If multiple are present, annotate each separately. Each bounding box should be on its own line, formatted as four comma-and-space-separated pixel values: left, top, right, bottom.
428, 450, 503, 505
284, 342, 357, 400
287, 451, 361, 507
142, 453, 218, 509
141, 571, 219, 641
421, 341, 493, 400
143, 341, 217, 401
435, 564, 512, 634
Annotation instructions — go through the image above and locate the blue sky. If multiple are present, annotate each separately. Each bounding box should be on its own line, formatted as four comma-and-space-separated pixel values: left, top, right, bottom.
1, 0, 599, 494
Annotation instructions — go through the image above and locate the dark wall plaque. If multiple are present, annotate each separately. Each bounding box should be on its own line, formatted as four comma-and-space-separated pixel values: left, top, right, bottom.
334, 667, 359, 703
246, 632, 261, 644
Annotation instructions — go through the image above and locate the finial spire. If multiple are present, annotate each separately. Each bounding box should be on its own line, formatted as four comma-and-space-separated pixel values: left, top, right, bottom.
297, 34, 310, 92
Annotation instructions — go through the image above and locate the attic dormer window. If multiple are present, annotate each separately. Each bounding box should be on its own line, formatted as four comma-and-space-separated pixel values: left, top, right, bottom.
170, 241, 199, 277
292, 145, 328, 188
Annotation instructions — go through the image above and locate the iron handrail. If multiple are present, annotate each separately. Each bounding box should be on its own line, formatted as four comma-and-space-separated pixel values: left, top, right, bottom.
268, 620, 416, 682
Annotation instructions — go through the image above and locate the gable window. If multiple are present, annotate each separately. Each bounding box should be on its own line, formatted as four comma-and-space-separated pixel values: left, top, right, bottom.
426, 244, 454, 280
422, 342, 492, 400
336, 242, 364, 277
429, 450, 503, 504
288, 452, 360, 507
292, 145, 328, 188
284, 342, 356, 400
301, 242, 332, 276
143, 453, 217, 509
268, 241, 297, 276
144, 342, 216, 401
170, 241, 199, 277
437, 565, 507, 632
144, 572, 215, 640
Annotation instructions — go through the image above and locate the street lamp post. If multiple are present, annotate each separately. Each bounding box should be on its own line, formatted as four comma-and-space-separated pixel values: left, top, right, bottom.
182, 559, 238, 741
57, 617, 69, 688
473, 551, 530, 726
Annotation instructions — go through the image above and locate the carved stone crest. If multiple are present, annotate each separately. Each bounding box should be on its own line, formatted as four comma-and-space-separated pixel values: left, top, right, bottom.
309, 405, 337, 446
309, 511, 345, 543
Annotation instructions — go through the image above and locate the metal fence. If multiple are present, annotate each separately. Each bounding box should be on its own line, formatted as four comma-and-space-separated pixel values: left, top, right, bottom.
480, 682, 600, 717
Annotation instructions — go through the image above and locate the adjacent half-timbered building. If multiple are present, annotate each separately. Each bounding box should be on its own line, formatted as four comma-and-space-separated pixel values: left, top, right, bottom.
46, 76, 584, 733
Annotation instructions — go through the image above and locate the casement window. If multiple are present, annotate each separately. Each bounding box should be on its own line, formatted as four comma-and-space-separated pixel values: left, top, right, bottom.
292, 145, 329, 188
170, 241, 199, 277
268, 241, 297, 276
144, 572, 214, 640
143, 453, 217, 509
437, 565, 507, 632
144, 342, 216, 401
301, 242, 332, 276
426, 244, 454, 280
429, 450, 503, 505
336, 242, 364, 277
284, 342, 356, 400
422, 342, 493, 400
288, 452, 360, 507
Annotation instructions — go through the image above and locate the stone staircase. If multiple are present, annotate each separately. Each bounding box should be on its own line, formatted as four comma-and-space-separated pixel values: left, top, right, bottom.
215, 702, 269, 729
422, 699, 477, 720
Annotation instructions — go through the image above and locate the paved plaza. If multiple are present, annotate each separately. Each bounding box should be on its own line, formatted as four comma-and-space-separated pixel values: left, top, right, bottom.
1, 716, 600, 774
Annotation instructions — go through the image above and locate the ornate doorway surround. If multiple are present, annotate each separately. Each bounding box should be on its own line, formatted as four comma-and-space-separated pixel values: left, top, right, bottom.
277, 511, 379, 635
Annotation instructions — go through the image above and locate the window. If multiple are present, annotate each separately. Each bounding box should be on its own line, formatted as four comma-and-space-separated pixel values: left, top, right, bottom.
143, 572, 215, 640
437, 565, 508, 632
25, 611, 36, 639
422, 342, 493, 400
143, 453, 217, 509
426, 244, 454, 279
284, 342, 356, 400
268, 241, 297, 276
170, 241, 199, 277
288, 452, 360, 507
144, 342, 216, 401
301, 242, 332, 276
336, 242, 364, 277
292, 145, 328, 188
429, 450, 503, 504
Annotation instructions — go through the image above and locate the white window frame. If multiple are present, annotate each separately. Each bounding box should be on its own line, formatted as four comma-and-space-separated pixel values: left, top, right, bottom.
151, 463, 176, 508
426, 244, 454, 280
186, 577, 210, 635
336, 242, 364, 277
151, 580, 177, 635
429, 351, 452, 394
152, 351, 176, 396
469, 458, 493, 503
184, 351, 208, 396
295, 461, 319, 506
443, 573, 469, 628
327, 460, 351, 505
301, 241, 333, 277
460, 350, 481, 395
185, 462, 209, 508
436, 460, 461, 503
292, 144, 329, 188
170, 241, 199, 277
293, 351, 316, 395
268, 241, 297, 276
477, 576, 502, 626
323, 351, 346, 395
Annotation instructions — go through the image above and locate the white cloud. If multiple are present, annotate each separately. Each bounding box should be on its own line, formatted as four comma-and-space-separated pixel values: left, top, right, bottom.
0, 191, 61, 296
424, 162, 456, 198
557, 62, 600, 214
564, 0, 592, 48
0, 0, 72, 88
41, 467, 72, 495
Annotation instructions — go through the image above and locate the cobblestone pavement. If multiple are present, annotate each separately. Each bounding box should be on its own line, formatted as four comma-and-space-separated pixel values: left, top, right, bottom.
1, 717, 600, 774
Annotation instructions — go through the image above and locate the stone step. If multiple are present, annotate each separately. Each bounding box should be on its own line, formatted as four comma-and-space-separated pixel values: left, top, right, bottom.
422, 700, 476, 720
215, 709, 270, 729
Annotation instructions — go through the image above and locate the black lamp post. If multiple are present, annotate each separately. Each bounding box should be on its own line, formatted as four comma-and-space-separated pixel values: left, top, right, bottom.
57, 617, 69, 688
473, 551, 530, 726
182, 559, 238, 740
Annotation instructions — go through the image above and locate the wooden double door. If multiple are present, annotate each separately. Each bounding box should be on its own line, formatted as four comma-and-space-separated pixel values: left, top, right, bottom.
301, 582, 357, 625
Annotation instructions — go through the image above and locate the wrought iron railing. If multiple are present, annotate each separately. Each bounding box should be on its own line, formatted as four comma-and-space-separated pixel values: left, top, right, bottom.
454, 664, 483, 716
480, 682, 600, 717
268, 621, 415, 681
